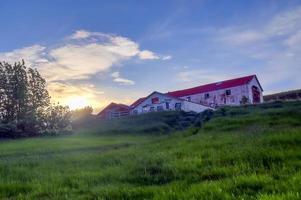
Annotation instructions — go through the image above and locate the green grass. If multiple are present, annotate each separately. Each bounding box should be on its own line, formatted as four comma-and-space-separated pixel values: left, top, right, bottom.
0, 101, 301, 199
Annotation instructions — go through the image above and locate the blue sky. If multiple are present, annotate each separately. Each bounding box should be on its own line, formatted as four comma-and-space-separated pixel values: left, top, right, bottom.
1, 0, 301, 110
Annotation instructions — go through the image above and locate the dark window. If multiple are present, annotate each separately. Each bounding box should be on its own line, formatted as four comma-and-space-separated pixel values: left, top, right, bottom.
165, 102, 170, 109
186, 96, 191, 101
204, 93, 210, 99
142, 106, 147, 112
226, 89, 231, 96
252, 86, 260, 103
157, 106, 163, 111
150, 107, 155, 112
151, 97, 159, 104
175, 103, 181, 111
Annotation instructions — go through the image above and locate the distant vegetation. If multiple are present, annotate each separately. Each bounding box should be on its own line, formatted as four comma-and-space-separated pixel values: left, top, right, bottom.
0, 61, 71, 138
264, 89, 301, 102
0, 101, 300, 199
72, 110, 213, 135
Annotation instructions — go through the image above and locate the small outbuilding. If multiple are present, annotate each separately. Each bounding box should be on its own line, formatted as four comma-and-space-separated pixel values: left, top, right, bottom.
97, 103, 130, 119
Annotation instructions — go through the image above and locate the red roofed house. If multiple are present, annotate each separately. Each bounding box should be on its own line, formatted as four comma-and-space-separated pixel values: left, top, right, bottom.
130, 75, 263, 114
167, 75, 263, 107
97, 103, 130, 119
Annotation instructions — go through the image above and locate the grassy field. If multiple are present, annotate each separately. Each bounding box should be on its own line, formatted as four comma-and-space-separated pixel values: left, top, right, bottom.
0, 101, 301, 199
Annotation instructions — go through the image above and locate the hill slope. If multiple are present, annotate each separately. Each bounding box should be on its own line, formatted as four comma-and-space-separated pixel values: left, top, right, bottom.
0, 101, 301, 199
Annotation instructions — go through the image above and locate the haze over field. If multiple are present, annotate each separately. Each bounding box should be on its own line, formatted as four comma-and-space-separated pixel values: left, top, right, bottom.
1, 0, 301, 111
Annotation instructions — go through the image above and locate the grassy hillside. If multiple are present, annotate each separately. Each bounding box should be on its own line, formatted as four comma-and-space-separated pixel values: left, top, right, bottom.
0, 101, 301, 199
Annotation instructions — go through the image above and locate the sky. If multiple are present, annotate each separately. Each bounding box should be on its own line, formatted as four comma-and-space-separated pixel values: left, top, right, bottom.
0, 0, 301, 111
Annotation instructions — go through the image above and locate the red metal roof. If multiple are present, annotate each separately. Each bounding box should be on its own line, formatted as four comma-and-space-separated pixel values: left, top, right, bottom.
167, 75, 258, 97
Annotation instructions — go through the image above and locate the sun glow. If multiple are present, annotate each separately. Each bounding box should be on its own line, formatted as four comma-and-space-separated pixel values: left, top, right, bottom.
66, 96, 89, 110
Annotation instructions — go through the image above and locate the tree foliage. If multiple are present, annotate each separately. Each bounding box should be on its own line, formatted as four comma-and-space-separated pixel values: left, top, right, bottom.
0, 61, 71, 138
71, 106, 93, 121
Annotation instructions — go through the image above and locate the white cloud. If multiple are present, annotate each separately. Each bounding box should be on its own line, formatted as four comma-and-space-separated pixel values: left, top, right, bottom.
162, 55, 172, 60
69, 30, 94, 40
138, 50, 159, 60
177, 69, 228, 83
111, 71, 135, 85
220, 6, 301, 46
286, 30, 301, 47
221, 30, 265, 45
265, 6, 301, 36
0, 30, 165, 82
0, 30, 167, 107
0, 45, 46, 66
111, 71, 120, 78
113, 77, 135, 85
217, 6, 301, 92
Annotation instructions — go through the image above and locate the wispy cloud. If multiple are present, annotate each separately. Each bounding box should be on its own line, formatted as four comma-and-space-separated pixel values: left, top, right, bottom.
111, 71, 135, 85
0, 30, 170, 107
138, 50, 159, 60
0, 30, 167, 82
0, 45, 46, 64
220, 6, 301, 46
217, 6, 301, 92
162, 55, 172, 60
176, 69, 229, 84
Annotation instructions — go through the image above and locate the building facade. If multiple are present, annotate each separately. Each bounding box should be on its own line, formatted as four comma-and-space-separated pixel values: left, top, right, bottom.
98, 75, 264, 118
167, 75, 263, 107
130, 91, 211, 114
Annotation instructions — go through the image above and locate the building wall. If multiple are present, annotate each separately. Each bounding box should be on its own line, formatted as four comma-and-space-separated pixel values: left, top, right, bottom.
182, 101, 211, 112
178, 77, 263, 107
101, 108, 129, 119
246, 77, 263, 104
131, 93, 183, 114
178, 85, 249, 107
131, 92, 212, 114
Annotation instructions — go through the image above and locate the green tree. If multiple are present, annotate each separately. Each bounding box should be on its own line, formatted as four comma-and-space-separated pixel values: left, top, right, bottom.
71, 106, 93, 121
0, 60, 72, 138
0, 62, 16, 123
27, 68, 51, 132
46, 103, 71, 134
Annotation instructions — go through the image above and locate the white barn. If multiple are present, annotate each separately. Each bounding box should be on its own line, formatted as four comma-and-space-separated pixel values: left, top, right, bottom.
130, 91, 212, 114
167, 75, 263, 107
130, 75, 263, 115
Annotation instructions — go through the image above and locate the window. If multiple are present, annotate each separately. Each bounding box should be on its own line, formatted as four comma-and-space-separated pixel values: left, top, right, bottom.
204, 93, 210, 99
186, 96, 191, 101
226, 89, 231, 96
157, 106, 163, 111
165, 102, 170, 109
175, 103, 181, 111
150, 107, 155, 112
142, 106, 148, 112
132, 110, 138, 115
151, 97, 159, 104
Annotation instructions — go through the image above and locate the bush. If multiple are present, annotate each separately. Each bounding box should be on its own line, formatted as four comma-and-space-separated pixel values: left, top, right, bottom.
0, 123, 17, 138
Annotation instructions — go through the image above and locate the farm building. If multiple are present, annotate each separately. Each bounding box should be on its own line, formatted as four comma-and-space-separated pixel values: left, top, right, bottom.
97, 103, 130, 119
167, 74, 263, 107
98, 75, 263, 118
130, 91, 211, 115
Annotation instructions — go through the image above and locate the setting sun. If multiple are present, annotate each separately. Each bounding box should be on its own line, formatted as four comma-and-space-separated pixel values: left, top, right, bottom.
66, 96, 89, 110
